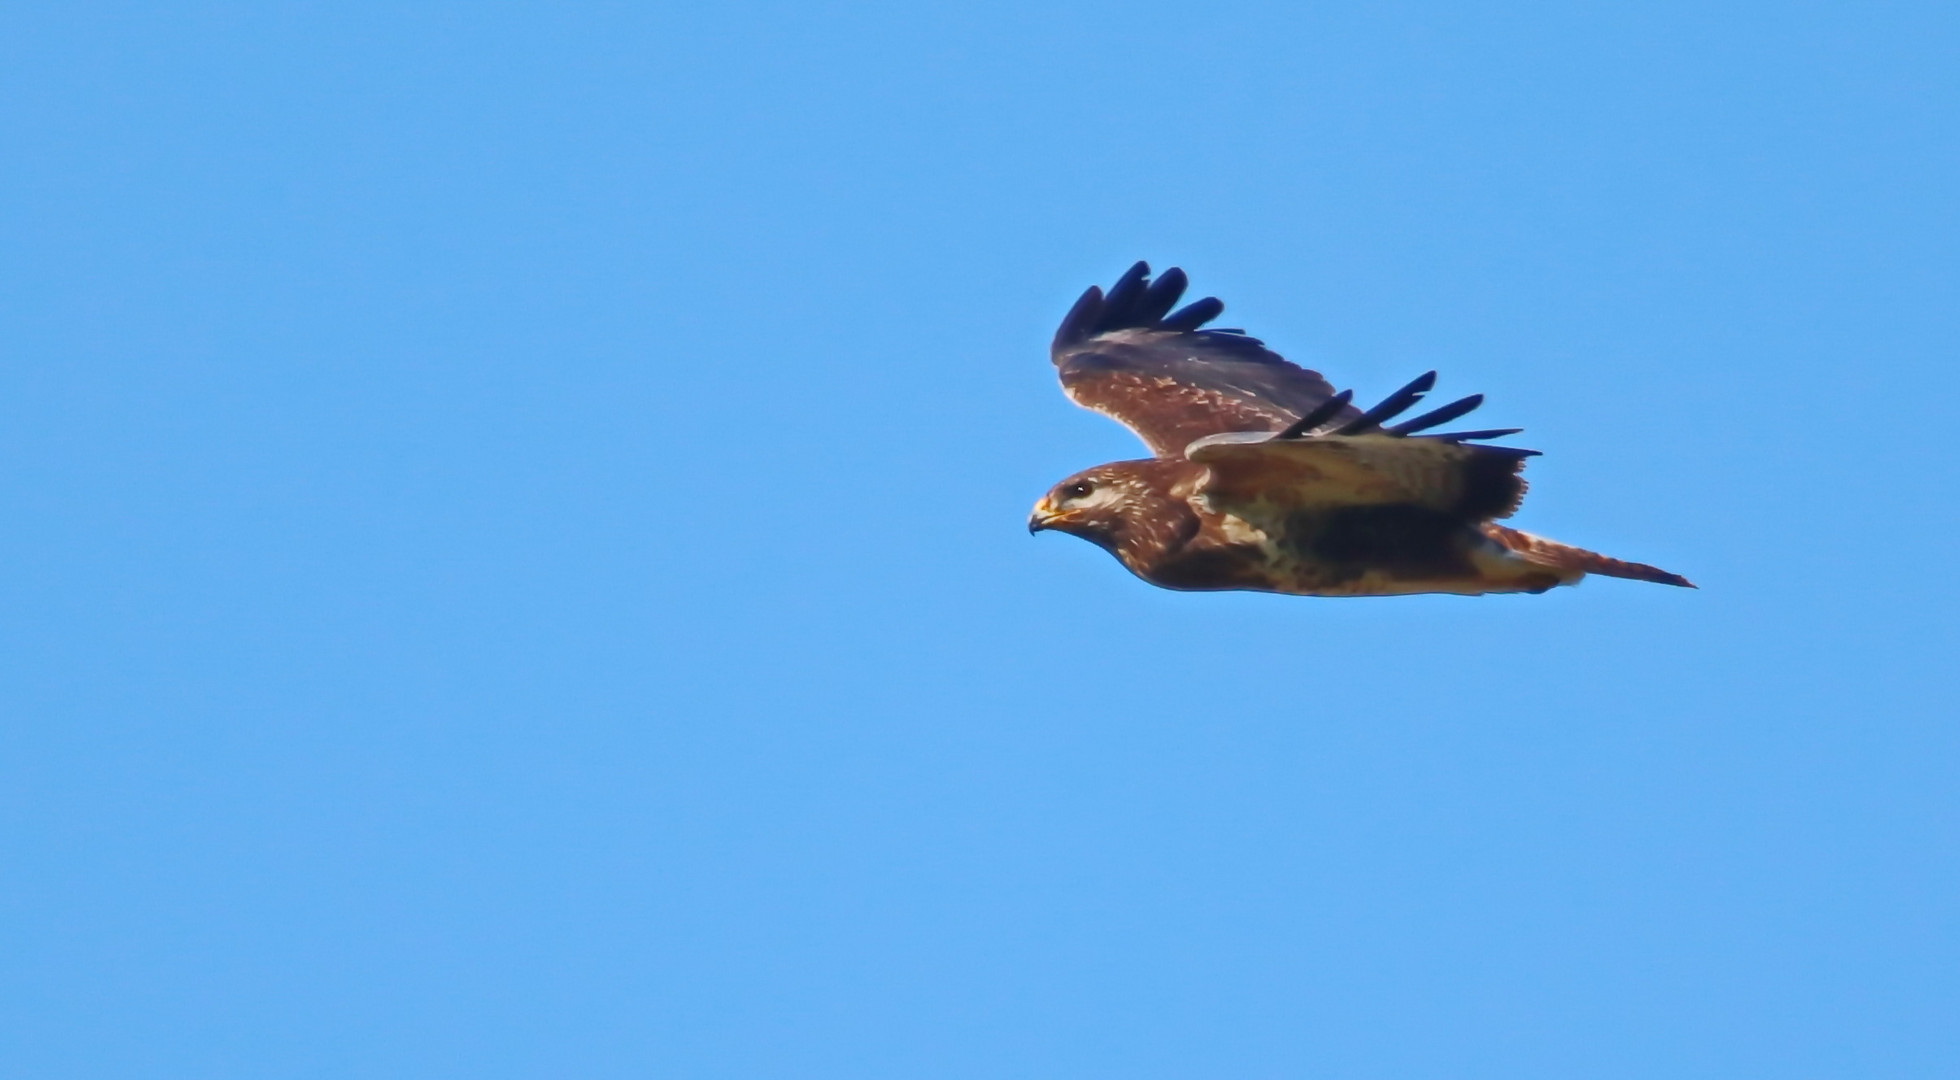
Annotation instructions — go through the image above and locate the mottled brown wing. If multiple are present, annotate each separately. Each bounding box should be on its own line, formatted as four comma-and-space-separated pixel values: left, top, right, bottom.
1052, 262, 1360, 458
1187, 431, 1535, 522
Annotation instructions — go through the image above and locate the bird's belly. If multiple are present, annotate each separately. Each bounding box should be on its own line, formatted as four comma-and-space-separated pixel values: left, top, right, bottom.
1134, 504, 1567, 597
1224, 506, 1561, 597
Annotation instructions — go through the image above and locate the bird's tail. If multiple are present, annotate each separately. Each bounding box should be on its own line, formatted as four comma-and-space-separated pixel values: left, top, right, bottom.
1484, 524, 1695, 588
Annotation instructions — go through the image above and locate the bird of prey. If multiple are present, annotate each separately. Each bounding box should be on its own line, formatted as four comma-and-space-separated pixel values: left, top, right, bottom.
1027, 262, 1692, 596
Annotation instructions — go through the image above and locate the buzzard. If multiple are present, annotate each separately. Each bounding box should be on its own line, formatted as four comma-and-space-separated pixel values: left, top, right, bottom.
1028, 262, 1692, 596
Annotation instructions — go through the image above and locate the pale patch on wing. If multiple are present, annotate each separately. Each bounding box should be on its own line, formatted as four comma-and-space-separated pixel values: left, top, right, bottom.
1212, 506, 1279, 558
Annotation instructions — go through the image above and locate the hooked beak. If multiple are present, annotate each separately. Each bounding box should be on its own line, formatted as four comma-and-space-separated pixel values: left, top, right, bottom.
1027, 500, 1057, 534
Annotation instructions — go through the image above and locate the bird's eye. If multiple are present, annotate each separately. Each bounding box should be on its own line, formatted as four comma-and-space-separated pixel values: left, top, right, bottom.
1063, 481, 1094, 500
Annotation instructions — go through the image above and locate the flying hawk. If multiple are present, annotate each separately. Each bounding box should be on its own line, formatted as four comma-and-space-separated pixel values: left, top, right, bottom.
1028, 262, 1692, 596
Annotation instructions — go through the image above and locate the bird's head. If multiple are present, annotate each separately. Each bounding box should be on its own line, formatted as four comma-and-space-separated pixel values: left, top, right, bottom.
1028, 463, 1171, 551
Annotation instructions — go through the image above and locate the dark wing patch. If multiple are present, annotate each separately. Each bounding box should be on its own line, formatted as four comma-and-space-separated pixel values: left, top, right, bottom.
1053, 262, 1359, 458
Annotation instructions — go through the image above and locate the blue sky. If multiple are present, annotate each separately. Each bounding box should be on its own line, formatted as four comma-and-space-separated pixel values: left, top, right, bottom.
2, 2, 1956, 1077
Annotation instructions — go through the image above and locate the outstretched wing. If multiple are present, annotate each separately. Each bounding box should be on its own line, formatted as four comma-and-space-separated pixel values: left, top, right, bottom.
1052, 261, 1360, 457
1187, 372, 1541, 523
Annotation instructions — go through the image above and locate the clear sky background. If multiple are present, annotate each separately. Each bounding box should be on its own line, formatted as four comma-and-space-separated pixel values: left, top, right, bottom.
3, 3, 1956, 1077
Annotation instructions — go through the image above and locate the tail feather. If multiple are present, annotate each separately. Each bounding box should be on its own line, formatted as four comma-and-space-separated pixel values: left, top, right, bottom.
1485, 524, 1695, 588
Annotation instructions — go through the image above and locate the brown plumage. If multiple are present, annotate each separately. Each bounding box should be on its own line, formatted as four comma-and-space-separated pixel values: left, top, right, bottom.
1027, 262, 1692, 596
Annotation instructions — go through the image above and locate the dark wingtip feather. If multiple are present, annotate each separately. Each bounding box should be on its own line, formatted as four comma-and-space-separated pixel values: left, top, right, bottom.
1278, 389, 1354, 438
1051, 285, 1105, 354
1098, 261, 1152, 330
1389, 393, 1484, 435
1057, 263, 1261, 351
1467, 443, 1542, 459
1160, 296, 1224, 331
1136, 267, 1188, 326
1335, 371, 1438, 434
1427, 428, 1522, 443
